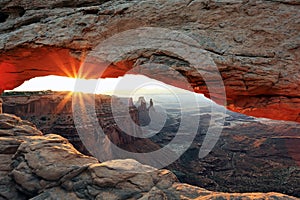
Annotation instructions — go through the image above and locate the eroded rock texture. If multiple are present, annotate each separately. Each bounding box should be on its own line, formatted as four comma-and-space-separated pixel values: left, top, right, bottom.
163, 113, 300, 197
2, 92, 300, 197
1, 91, 141, 154
0, 0, 299, 122
0, 113, 298, 199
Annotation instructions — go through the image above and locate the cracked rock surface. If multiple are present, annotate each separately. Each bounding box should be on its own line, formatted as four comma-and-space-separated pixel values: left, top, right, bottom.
0, 113, 298, 199
0, 0, 299, 122
1, 91, 300, 197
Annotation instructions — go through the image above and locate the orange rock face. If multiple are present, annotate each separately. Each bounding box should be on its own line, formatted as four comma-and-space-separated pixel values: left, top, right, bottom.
0, 0, 299, 122
1, 45, 299, 122
0, 47, 81, 91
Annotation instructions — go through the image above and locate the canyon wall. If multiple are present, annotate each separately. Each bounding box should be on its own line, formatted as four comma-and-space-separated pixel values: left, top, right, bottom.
1, 92, 299, 197
0, 0, 299, 122
0, 113, 298, 199
1, 91, 141, 154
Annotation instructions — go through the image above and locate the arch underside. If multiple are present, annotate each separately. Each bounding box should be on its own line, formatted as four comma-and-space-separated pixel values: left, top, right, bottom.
0, 0, 299, 122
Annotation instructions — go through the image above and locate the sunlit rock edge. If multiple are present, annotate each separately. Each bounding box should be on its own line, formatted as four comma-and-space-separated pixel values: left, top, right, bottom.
0, 113, 298, 199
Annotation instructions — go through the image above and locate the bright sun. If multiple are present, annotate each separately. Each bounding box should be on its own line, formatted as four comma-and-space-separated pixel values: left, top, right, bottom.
9, 74, 195, 97
7, 74, 209, 114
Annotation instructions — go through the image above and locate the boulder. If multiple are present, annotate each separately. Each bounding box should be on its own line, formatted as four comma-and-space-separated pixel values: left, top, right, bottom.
0, 113, 298, 199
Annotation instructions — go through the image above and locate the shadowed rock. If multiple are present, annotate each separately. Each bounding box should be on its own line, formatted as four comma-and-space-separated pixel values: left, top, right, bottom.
0, 0, 299, 122
136, 97, 151, 126
1, 91, 141, 155
0, 113, 298, 199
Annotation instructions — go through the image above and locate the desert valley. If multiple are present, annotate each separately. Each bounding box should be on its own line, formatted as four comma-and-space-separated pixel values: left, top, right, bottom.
0, 0, 299, 199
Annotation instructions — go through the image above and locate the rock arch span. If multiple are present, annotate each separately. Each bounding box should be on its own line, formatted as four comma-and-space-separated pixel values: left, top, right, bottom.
0, 0, 299, 122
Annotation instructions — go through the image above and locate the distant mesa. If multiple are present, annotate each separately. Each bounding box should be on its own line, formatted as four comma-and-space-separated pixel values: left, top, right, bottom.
0, 91, 141, 155
2, 90, 55, 96
1, 91, 300, 198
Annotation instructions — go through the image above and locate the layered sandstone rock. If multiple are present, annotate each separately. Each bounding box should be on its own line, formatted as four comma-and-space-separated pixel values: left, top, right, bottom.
2, 92, 300, 197
0, 113, 43, 199
162, 112, 300, 197
1, 91, 141, 154
0, 113, 298, 199
0, 0, 299, 122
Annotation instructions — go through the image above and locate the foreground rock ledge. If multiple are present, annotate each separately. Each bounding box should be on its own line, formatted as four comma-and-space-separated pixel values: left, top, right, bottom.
0, 0, 300, 122
0, 113, 298, 199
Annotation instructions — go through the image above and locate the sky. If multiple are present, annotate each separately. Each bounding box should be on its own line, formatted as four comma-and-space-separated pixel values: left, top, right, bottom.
10, 74, 203, 98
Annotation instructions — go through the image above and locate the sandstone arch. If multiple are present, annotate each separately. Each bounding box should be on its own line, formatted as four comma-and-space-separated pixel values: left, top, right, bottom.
0, 0, 299, 122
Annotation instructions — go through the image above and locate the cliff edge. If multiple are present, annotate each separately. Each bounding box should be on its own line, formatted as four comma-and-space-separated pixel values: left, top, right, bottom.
0, 113, 298, 199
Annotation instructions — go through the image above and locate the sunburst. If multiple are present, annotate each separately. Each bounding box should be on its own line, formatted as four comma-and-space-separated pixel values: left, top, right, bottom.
49, 50, 87, 79
46, 50, 98, 115
54, 91, 73, 114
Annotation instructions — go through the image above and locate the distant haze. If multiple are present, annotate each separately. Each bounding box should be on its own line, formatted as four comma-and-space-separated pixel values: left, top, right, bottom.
8, 75, 207, 99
